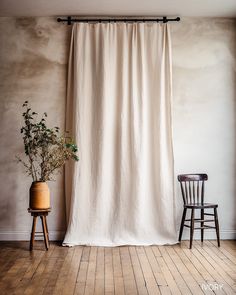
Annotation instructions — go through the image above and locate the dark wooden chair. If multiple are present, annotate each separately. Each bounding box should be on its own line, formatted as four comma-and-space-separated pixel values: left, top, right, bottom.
177, 174, 220, 249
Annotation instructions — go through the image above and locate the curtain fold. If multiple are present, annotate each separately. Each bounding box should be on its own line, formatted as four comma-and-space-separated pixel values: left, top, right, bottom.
63, 22, 177, 246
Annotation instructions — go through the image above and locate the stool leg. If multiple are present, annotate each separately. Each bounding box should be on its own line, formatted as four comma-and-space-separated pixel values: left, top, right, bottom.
45, 216, 50, 245
214, 208, 220, 247
201, 209, 204, 243
179, 208, 187, 242
40, 216, 49, 250
30, 216, 37, 251
190, 208, 195, 249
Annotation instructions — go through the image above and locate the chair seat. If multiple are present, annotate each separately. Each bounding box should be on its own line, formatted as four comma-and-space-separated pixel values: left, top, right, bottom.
184, 203, 218, 209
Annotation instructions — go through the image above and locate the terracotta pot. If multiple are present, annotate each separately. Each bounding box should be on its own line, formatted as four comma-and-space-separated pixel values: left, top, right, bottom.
29, 181, 50, 209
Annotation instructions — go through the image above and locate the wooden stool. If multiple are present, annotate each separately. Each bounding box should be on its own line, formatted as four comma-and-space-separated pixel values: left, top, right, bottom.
28, 208, 51, 251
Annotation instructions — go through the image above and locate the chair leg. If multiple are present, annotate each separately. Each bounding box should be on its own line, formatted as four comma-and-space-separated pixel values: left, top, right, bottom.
179, 208, 187, 242
190, 208, 195, 249
201, 209, 204, 243
214, 208, 220, 247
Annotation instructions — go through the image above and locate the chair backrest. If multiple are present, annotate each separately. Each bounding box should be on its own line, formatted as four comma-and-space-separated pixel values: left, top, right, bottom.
177, 174, 208, 205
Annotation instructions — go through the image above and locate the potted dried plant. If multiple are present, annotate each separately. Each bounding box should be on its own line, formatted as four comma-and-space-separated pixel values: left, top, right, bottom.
17, 101, 79, 209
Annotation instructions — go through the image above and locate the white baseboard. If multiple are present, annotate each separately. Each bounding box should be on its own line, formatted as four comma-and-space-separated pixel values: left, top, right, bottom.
0, 231, 65, 241
180, 229, 236, 240
0, 230, 235, 242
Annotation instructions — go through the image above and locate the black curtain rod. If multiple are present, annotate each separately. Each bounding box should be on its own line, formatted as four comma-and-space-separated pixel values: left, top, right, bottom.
57, 16, 180, 25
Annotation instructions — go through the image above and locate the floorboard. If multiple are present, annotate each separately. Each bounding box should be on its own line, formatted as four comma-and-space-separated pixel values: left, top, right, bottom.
0, 240, 235, 294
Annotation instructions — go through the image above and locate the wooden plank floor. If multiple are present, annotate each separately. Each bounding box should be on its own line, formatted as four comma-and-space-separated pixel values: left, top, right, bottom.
0, 240, 235, 294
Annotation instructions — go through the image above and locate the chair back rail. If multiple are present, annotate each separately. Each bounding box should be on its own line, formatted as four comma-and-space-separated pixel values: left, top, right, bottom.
178, 174, 208, 205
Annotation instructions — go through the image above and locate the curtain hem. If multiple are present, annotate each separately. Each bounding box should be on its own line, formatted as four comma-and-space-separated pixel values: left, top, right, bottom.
62, 239, 178, 247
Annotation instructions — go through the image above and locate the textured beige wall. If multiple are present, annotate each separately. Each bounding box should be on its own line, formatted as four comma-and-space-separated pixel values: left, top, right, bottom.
0, 17, 235, 240
172, 18, 236, 239
0, 17, 70, 239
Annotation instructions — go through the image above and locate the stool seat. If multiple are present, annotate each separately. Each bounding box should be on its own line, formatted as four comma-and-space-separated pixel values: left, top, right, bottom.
28, 208, 51, 251
28, 208, 51, 213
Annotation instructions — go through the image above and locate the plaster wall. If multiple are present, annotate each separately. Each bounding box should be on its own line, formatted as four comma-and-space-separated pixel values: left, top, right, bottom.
0, 17, 235, 240
172, 18, 236, 239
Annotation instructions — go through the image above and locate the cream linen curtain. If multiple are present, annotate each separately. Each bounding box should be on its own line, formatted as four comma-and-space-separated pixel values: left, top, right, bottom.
63, 22, 177, 246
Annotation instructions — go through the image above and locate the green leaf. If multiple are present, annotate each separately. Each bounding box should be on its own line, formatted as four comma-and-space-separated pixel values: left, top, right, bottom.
73, 155, 79, 161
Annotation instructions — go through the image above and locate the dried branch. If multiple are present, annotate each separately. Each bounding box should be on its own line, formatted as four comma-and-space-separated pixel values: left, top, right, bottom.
17, 101, 79, 182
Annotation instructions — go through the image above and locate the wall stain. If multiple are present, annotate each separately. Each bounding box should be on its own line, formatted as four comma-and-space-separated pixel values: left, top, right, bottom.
0, 50, 66, 82
14, 17, 50, 46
